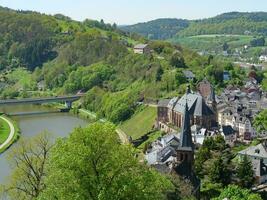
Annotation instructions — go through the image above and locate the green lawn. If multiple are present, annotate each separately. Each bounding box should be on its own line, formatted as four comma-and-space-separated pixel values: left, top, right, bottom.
119, 106, 157, 140
0, 117, 11, 144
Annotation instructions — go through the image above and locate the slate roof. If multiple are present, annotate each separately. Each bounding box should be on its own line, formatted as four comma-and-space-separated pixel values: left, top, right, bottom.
158, 99, 171, 107
183, 70, 195, 79
179, 101, 193, 151
221, 125, 235, 136
145, 133, 180, 165
239, 143, 267, 159
168, 92, 214, 117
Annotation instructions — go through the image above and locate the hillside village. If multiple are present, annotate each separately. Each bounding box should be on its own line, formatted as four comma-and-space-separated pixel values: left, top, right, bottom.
1, 4, 267, 200
123, 44, 267, 198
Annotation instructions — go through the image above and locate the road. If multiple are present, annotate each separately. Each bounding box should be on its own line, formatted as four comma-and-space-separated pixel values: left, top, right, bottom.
0, 95, 84, 105
0, 116, 15, 150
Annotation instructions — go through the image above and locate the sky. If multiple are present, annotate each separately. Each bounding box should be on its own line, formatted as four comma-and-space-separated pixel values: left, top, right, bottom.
0, 0, 267, 25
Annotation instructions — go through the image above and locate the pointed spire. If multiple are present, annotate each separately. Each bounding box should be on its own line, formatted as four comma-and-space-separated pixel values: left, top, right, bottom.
180, 99, 193, 149
186, 85, 191, 94
208, 85, 216, 103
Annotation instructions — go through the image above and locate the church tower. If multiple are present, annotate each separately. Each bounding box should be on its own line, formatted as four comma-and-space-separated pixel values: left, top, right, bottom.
176, 100, 194, 175
207, 86, 217, 114
207, 86, 217, 123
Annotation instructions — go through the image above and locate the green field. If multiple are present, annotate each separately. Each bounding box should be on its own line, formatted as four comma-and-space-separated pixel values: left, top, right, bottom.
119, 106, 157, 140
169, 34, 256, 51
0, 116, 11, 144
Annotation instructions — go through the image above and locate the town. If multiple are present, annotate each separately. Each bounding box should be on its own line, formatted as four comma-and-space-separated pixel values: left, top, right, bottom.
1, 1, 267, 200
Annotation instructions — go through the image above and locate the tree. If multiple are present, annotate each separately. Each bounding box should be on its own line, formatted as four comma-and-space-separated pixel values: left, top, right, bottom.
212, 185, 262, 200
170, 53, 186, 68
1, 132, 53, 200
237, 155, 255, 188
156, 66, 164, 82
175, 70, 187, 86
209, 155, 231, 186
253, 110, 267, 133
250, 37, 265, 47
38, 123, 174, 200
194, 147, 211, 178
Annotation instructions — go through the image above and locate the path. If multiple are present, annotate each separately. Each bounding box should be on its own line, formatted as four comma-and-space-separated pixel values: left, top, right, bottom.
116, 128, 130, 144
0, 116, 15, 150
79, 109, 129, 144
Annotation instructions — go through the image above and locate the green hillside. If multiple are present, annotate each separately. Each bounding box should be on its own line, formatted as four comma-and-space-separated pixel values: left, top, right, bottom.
0, 7, 256, 126
120, 18, 189, 40
121, 12, 267, 40
119, 106, 157, 139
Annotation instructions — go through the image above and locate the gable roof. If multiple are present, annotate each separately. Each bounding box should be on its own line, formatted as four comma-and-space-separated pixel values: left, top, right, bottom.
239, 143, 267, 159
158, 99, 171, 107
183, 70, 195, 78
134, 44, 148, 49
221, 125, 235, 136
168, 92, 214, 117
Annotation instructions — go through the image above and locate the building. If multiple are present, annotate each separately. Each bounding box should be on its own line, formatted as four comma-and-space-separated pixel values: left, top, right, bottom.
146, 101, 200, 198
133, 44, 150, 54
238, 142, 267, 184
220, 125, 236, 144
218, 108, 257, 140
145, 133, 180, 165
198, 79, 212, 99
259, 55, 267, 62
223, 71, 231, 81
183, 70, 195, 81
157, 86, 217, 132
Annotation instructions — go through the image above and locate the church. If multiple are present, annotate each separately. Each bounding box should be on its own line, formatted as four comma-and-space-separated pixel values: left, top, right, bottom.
145, 99, 201, 198
157, 85, 217, 132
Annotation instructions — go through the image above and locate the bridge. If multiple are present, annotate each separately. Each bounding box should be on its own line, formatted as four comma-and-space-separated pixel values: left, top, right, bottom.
0, 95, 84, 109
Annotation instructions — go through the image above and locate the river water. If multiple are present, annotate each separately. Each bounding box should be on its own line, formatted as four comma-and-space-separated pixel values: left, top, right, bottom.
0, 105, 89, 184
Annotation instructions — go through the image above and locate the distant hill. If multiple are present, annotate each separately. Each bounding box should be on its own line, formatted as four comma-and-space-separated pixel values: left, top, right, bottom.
179, 12, 267, 37
121, 12, 267, 39
120, 18, 189, 40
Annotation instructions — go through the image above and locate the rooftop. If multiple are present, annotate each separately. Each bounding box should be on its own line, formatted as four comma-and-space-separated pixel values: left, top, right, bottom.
134, 44, 148, 49
239, 143, 267, 159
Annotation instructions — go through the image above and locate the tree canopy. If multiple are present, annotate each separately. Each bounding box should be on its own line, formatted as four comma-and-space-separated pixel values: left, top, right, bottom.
38, 123, 174, 200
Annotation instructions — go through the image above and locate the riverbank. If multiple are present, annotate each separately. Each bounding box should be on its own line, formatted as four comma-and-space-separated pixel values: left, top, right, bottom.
0, 115, 20, 153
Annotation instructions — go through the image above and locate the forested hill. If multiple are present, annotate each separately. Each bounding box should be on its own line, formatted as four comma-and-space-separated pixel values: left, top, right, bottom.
120, 18, 189, 40
0, 6, 136, 71
0, 6, 254, 125
121, 12, 267, 39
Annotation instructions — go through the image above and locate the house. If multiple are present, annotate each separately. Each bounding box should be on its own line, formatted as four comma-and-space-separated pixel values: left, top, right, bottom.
223, 71, 231, 81
191, 125, 217, 145
218, 109, 256, 140
238, 142, 267, 184
37, 81, 45, 91
183, 70, 195, 81
133, 44, 150, 54
259, 55, 267, 62
220, 125, 236, 144
157, 86, 217, 132
145, 133, 180, 165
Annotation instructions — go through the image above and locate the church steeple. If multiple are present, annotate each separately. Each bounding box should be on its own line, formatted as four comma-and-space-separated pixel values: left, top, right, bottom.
186, 85, 191, 94
180, 100, 193, 150
207, 85, 216, 103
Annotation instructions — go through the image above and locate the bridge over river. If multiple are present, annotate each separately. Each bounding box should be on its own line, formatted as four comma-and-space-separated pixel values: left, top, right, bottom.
0, 95, 84, 115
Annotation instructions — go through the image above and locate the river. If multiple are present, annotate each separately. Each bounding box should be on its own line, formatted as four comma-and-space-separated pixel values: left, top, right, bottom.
0, 104, 89, 184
